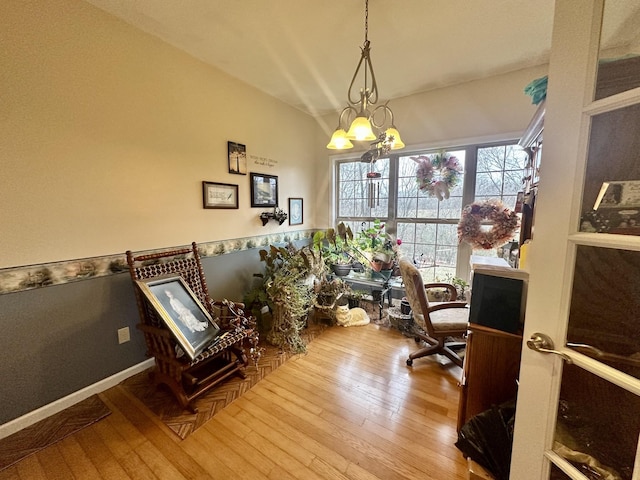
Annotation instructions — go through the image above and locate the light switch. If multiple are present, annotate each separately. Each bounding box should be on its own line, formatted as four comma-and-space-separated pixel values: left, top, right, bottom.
117, 327, 130, 344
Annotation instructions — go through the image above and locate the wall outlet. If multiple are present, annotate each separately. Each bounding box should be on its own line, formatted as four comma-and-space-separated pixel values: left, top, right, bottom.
117, 327, 130, 344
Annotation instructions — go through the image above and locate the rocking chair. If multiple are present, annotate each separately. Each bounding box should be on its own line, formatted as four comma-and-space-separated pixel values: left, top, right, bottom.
126, 242, 255, 411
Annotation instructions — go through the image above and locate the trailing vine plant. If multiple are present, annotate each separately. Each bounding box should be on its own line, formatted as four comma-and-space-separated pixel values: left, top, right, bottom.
245, 243, 325, 354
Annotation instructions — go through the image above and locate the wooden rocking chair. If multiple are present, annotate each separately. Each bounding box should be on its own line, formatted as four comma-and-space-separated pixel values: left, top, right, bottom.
126, 242, 255, 412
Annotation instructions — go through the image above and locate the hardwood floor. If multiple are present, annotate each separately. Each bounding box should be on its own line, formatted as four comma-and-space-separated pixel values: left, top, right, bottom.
0, 324, 468, 480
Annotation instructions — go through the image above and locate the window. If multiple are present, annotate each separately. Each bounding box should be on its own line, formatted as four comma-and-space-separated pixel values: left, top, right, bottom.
334, 141, 526, 281
475, 145, 528, 210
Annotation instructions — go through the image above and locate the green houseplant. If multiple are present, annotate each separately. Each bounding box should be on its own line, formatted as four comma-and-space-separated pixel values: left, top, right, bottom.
244, 243, 324, 353
352, 219, 401, 276
313, 222, 357, 276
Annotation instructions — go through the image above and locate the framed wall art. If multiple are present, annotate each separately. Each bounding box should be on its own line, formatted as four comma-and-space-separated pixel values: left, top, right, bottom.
288, 197, 303, 225
202, 181, 239, 209
250, 172, 278, 207
228, 141, 247, 175
135, 276, 220, 360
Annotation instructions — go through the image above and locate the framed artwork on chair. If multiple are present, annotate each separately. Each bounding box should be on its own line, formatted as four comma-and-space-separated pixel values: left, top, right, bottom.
250, 172, 278, 207
135, 276, 220, 360
288, 197, 303, 225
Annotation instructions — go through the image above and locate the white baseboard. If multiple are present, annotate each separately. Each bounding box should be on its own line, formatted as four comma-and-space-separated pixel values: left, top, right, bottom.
0, 358, 155, 440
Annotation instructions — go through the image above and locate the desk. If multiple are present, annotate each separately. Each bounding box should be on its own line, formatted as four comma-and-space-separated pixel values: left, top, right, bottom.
337, 272, 404, 320
457, 324, 523, 432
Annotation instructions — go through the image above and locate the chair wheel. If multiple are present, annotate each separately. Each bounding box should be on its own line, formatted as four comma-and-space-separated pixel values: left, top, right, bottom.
406, 358, 413, 366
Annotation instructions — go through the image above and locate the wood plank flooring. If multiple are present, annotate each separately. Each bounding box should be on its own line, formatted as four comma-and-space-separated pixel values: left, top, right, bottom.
0, 324, 468, 480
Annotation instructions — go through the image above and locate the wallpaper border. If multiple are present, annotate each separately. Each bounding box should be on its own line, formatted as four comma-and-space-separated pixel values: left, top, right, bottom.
0, 230, 314, 295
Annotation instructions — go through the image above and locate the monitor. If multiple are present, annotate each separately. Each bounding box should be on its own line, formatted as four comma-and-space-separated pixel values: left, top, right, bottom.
468, 266, 528, 334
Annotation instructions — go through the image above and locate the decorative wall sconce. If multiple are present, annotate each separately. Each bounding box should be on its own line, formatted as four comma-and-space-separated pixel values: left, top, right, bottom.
260, 208, 288, 226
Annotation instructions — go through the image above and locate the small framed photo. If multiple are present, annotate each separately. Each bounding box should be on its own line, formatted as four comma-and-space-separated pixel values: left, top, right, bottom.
250, 173, 278, 207
228, 141, 247, 175
289, 197, 303, 225
135, 276, 220, 360
203, 181, 239, 209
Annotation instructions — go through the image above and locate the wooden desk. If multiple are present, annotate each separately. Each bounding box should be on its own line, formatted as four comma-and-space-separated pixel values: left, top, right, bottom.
457, 323, 523, 431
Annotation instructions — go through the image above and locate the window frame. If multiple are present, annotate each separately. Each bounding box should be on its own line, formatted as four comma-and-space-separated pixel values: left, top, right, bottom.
332, 138, 523, 282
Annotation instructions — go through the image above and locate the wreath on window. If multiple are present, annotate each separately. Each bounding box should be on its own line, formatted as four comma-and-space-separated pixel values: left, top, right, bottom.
458, 200, 519, 249
412, 151, 463, 201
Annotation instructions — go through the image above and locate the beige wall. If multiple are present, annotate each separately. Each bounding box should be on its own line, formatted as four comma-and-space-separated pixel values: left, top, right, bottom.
1, 0, 548, 269
0, 0, 320, 269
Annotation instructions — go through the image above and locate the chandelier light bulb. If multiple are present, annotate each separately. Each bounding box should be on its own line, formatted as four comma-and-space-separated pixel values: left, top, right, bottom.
346, 115, 377, 141
327, 128, 354, 149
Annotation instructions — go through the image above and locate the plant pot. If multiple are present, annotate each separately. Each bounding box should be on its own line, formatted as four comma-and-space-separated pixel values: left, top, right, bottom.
364, 251, 394, 272
348, 297, 361, 309
331, 263, 352, 276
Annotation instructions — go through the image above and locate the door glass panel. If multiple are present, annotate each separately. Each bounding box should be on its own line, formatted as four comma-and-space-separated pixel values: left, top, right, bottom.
554, 364, 640, 480
595, 1, 640, 101
549, 464, 572, 480
578, 103, 640, 235
567, 245, 640, 378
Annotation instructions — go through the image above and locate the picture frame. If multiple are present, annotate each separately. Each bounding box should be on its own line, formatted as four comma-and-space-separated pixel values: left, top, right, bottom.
202, 181, 239, 209
593, 180, 640, 210
135, 276, 220, 360
250, 172, 278, 207
288, 197, 303, 225
228, 141, 247, 175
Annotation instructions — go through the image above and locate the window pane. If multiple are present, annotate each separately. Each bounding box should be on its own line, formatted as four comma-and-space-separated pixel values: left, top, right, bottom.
417, 196, 440, 218
336, 142, 521, 279
476, 172, 503, 196
438, 197, 463, 219
397, 196, 417, 218
477, 146, 506, 172
504, 169, 524, 194
555, 364, 639, 480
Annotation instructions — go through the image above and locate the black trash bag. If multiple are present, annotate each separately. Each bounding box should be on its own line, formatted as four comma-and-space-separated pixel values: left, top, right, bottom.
455, 400, 516, 480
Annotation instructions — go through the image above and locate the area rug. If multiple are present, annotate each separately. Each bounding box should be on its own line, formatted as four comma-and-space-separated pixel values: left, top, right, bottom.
121, 322, 329, 440
0, 395, 111, 471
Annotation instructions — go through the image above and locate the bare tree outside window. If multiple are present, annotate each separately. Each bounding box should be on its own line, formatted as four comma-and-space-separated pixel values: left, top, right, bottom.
333, 142, 526, 281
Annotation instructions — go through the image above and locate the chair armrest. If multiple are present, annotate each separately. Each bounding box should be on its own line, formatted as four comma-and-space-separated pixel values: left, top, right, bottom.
429, 302, 468, 312
424, 282, 458, 301
210, 299, 245, 310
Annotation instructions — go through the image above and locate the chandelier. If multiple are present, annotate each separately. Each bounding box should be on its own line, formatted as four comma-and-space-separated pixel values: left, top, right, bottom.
326, 0, 404, 151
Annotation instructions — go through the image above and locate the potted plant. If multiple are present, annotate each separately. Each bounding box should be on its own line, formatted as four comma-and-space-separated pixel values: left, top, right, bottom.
313, 276, 352, 322
244, 243, 325, 353
346, 289, 367, 309
313, 222, 357, 276
352, 219, 402, 277
445, 275, 470, 301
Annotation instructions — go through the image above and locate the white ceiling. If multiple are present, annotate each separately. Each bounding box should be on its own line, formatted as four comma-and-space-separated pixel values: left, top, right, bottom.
84, 1, 640, 117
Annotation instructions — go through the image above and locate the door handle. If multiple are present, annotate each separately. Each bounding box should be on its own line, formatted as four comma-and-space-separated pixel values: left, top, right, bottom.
526, 332, 573, 364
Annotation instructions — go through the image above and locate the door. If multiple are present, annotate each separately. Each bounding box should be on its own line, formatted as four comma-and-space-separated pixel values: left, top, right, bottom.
511, 1, 640, 479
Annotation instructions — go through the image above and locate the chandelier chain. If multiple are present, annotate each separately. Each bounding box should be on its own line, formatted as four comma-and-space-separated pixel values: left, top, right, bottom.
326, 0, 404, 150
364, 0, 369, 43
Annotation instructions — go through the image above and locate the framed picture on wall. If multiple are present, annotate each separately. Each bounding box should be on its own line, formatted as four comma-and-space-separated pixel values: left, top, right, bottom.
135, 276, 220, 360
289, 197, 303, 225
250, 173, 278, 207
202, 181, 239, 209
228, 141, 247, 175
